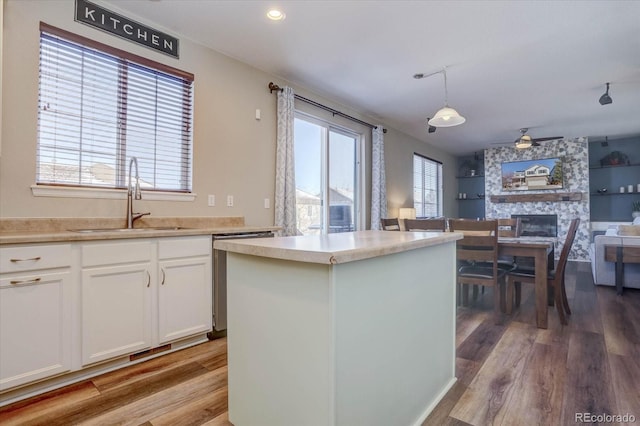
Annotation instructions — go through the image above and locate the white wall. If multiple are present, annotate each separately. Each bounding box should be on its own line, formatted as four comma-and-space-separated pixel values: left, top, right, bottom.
0, 0, 456, 226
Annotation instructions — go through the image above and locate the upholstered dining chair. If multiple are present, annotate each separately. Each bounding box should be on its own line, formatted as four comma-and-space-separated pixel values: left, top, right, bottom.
403, 218, 447, 232
505, 218, 580, 325
449, 219, 505, 320
380, 218, 400, 231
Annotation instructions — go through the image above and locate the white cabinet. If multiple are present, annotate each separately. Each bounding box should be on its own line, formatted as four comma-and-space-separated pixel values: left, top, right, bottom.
81, 240, 153, 366
0, 244, 72, 390
158, 237, 212, 344
80, 236, 211, 366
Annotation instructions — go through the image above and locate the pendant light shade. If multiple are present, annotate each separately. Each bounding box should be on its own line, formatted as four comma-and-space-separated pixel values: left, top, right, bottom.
428, 106, 466, 127
420, 66, 466, 128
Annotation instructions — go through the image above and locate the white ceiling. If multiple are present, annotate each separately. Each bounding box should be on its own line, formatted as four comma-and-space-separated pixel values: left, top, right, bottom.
109, 0, 640, 155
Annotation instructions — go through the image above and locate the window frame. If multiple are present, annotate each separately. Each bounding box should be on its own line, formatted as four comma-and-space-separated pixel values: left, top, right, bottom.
413, 153, 443, 218
34, 22, 194, 200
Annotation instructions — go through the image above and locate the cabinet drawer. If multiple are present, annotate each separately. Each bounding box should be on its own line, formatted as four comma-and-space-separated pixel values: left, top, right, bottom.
82, 241, 152, 267
0, 244, 71, 273
158, 236, 211, 259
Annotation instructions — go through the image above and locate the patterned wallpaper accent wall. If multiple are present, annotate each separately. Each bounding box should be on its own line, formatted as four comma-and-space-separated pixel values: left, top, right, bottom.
485, 138, 590, 261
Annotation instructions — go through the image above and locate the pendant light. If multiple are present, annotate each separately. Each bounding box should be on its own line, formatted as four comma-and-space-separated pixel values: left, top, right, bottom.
428, 67, 466, 127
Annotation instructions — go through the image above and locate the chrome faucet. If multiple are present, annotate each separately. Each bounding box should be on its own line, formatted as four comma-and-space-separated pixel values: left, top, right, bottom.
126, 157, 150, 228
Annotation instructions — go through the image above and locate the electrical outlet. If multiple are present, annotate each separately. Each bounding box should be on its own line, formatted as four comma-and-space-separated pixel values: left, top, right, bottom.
264, 198, 270, 209
227, 195, 234, 207
208, 195, 215, 207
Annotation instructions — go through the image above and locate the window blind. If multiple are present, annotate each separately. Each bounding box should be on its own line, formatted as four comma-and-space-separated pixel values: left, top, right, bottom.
37, 24, 193, 192
413, 154, 443, 217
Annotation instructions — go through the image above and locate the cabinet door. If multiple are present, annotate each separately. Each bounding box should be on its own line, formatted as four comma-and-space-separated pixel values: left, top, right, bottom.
158, 257, 212, 344
82, 263, 152, 365
0, 271, 72, 390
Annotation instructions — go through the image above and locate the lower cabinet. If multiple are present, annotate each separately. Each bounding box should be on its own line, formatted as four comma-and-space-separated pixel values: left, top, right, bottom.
82, 262, 153, 365
158, 256, 212, 344
0, 271, 72, 390
81, 236, 211, 366
0, 243, 73, 391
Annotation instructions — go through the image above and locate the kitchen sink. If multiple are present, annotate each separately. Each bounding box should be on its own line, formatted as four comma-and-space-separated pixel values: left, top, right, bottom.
69, 227, 188, 233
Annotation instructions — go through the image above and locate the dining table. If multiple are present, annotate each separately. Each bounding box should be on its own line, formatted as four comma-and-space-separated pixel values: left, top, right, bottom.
498, 237, 555, 329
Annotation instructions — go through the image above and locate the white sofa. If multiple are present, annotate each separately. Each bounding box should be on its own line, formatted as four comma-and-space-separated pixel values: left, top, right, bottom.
590, 219, 640, 289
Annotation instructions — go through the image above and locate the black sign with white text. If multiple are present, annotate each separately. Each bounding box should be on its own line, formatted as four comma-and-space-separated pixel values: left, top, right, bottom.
74, 0, 179, 58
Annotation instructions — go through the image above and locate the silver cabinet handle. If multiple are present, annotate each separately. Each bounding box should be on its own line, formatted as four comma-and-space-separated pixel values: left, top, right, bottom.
10, 257, 41, 263
10, 277, 42, 285
146, 271, 151, 288
161, 268, 166, 285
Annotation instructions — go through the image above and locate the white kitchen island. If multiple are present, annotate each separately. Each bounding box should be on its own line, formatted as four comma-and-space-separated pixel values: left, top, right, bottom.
214, 230, 462, 426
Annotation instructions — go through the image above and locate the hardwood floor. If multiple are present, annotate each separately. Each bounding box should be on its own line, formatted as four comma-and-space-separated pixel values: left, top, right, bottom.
1, 261, 638, 425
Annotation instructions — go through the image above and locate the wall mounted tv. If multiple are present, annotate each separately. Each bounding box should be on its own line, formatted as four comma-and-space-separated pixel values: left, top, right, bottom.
501, 157, 563, 191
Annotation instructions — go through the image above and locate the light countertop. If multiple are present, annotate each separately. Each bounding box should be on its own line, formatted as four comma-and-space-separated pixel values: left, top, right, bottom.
0, 217, 279, 245
214, 230, 462, 265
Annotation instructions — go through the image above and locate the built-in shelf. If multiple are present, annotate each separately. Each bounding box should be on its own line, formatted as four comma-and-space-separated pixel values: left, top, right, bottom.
456, 174, 484, 179
489, 192, 583, 204
589, 163, 640, 169
591, 192, 640, 196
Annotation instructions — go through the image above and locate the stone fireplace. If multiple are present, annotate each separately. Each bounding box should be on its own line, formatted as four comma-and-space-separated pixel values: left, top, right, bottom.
512, 214, 558, 237
484, 139, 591, 261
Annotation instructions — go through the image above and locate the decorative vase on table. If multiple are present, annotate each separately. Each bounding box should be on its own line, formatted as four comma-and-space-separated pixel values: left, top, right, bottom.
633, 211, 640, 219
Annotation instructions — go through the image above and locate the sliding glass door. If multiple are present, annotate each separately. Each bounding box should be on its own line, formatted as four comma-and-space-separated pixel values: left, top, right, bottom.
294, 114, 363, 235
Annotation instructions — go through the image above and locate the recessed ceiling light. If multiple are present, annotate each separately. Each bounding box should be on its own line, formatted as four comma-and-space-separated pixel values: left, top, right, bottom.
267, 9, 286, 21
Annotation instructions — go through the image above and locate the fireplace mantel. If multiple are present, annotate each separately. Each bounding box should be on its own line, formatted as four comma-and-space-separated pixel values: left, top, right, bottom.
490, 192, 583, 204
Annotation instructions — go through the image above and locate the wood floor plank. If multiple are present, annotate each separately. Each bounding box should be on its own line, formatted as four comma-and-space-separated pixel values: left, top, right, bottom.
81, 367, 227, 426
92, 339, 227, 392
200, 411, 232, 426
0, 381, 99, 426
422, 380, 468, 425
455, 308, 490, 348
456, 317, 507, 363
449, 321, 538, 425
561, 331, 618, 424
598, 286, 640, 357
608, 353, 640, 424
499, 342, 568, 426
455, 358, 481, 387
24, 362, 209, 426
148, 385, 228, 426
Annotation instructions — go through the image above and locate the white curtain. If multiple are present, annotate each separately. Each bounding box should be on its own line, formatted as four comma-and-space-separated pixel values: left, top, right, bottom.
274, 86, 298, 236
370, 125, 387, 230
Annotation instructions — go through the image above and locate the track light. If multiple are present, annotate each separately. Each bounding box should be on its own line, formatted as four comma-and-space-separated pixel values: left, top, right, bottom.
599, 82, 612, 105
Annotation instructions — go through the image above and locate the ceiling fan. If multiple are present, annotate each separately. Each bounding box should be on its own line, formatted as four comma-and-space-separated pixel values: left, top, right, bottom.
492, 128, 563, 149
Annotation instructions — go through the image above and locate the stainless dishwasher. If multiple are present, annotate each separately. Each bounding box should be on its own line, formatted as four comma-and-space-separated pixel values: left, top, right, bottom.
208, 231, 274, 339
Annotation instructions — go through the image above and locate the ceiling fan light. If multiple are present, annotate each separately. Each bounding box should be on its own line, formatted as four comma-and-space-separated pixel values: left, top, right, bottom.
428, 106, 466, 127
515, 138, 532, 149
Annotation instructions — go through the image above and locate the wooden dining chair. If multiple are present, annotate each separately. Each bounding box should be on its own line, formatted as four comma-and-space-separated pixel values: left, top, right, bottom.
380, 218, 400, 231
497, 218, 522, 238
449, 219, 506, 320
403, 218, 447, 232
505, 218, 580, 325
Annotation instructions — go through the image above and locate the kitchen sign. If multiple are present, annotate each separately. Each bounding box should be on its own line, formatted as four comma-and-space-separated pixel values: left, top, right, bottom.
74, 0, 179, 58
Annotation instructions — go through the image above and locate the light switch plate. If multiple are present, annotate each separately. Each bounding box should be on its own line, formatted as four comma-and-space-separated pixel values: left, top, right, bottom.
227, 195, 234, 207
264, 198, 270, 209
208, 195, 215, 206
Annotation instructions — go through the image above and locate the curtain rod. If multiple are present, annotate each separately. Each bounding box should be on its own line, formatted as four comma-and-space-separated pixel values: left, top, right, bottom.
268, 82, 385, 132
